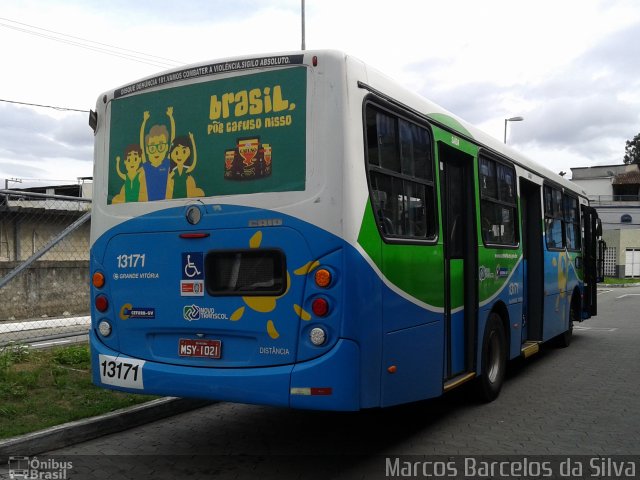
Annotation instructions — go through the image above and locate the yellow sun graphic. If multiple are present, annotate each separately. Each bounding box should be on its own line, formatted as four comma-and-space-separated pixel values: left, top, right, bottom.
230, 230, 316, 339
552, 252, 569, 319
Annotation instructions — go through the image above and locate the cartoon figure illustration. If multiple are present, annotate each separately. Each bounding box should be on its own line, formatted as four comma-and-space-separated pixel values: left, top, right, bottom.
167, 132, 204, 199
224, 137, 272, 180
263, 143, 272, 175
224, 150, 235, 178
140, 107, 175, 200
230, 149, 245, 178
112, 144, 148, 203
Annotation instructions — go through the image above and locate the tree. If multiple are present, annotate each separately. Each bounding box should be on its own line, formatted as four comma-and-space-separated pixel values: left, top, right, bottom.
624, 133, 640, 165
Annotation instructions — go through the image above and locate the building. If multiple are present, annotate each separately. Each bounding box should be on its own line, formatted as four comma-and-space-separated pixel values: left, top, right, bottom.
571, 164, 640, 278
12, 177, 93, 199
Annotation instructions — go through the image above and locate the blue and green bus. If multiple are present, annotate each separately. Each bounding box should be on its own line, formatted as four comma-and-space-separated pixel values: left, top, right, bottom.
89, 50, 602, 410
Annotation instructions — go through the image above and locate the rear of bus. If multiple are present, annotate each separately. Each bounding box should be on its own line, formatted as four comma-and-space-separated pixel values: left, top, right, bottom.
89, 51, 362, 410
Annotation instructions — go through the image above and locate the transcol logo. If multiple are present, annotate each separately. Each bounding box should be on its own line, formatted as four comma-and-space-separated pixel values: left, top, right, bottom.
183, 305, 201, 321
183, 305, 229, 321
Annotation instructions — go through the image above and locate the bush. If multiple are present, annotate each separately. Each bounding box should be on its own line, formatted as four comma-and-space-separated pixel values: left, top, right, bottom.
0, 343, 30, 376
53, 344, 90, 368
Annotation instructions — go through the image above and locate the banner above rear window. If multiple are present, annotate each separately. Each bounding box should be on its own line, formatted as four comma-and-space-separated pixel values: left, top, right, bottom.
108, 66, 307, 204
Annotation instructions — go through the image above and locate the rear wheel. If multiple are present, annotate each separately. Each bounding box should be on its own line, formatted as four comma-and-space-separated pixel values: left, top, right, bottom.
556, 295, 577, 348
477, 312, 507, 402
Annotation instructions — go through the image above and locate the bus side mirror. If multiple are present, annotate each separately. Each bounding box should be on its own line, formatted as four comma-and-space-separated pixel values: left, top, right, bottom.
574, 256, 583, 270
595, 218, 603, 237
596, 239, 606, 283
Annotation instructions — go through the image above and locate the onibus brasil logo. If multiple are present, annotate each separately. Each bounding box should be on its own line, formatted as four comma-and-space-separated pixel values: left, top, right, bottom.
183, 304, 229, 321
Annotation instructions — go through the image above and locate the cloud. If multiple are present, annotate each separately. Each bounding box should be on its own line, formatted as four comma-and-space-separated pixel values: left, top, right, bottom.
402, 20, 640, 167
578, 21, 640, 80
0, 105, 92, 162
0, 159, 50, 180
421, 81, 507, 126
2, 0, 639, 184
510, 95, 637, 145
508, 22, 640, 159
0, 104, 93, 183
53, 115, 94, 151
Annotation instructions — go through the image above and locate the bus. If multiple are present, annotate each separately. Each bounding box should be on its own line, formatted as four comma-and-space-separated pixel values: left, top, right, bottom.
89, 50, 602, 410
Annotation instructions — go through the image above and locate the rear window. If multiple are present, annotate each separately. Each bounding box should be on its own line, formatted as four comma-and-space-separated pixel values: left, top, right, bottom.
205, 249, 286, 296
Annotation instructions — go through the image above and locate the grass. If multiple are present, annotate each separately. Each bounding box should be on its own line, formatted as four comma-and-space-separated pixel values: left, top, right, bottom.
0, 343, 157, 440
603, 277, 640, 285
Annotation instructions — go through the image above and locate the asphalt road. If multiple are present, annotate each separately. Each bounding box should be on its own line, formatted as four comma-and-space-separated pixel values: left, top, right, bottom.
19, 287, 640, 478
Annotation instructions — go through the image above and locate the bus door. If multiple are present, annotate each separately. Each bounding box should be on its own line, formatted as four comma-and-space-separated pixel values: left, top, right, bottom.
519, 179, 544, 342
438, 143, 478, 382
581, 205, 601, 317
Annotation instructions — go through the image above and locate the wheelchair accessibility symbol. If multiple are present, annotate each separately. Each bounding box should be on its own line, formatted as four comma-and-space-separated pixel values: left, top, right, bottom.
181, 252, 204, 297
184, 255, 201, 278
181, 252, 204, 280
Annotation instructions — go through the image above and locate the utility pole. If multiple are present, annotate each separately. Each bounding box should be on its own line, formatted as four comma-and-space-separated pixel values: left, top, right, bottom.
4, 177, 22, 189
301, 0, 306, 50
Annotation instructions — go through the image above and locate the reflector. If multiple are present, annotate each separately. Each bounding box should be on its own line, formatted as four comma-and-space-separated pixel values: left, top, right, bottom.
314, 268, 332, 288
92, 272, 105, 289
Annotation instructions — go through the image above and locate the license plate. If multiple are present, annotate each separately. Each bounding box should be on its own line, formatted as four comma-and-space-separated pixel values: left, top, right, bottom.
179, 338, 221, 358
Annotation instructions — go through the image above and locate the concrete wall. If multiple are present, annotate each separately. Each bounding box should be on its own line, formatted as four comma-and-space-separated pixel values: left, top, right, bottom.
0, 260, 89, 320
0, 215, 89, 262
603, 229, 640, 277
571, 177, 612, 196
597, 206, 640, 231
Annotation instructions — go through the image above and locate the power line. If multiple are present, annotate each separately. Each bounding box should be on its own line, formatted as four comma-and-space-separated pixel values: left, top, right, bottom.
0, 20, 176, 68
0, 98, 89, 113
0, 17, 185, 69
0, 16, 183, 65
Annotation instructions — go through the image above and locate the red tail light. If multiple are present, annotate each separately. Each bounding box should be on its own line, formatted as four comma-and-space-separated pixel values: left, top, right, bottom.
95, 295, 109, 312
312, 297, 329, 317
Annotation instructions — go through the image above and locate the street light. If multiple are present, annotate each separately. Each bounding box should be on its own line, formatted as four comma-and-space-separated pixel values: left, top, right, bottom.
504, 116, 524, 143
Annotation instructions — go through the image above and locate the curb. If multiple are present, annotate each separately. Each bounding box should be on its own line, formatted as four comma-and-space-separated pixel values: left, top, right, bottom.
598, 283, 640, 288
0, 397, 212, 461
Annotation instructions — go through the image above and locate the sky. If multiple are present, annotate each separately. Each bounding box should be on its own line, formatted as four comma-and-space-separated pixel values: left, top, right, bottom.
1, 0, 639, 187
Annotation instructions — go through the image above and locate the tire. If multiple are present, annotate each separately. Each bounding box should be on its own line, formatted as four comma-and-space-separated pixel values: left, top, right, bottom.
477, 312, 507, 402
556, 296, 576, 348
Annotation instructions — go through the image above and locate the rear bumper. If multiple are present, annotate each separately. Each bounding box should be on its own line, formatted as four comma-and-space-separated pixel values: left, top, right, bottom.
90, 330, 360, 411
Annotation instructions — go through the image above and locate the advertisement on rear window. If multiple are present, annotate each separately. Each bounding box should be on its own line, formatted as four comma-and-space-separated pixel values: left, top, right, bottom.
107, 66, 307, 204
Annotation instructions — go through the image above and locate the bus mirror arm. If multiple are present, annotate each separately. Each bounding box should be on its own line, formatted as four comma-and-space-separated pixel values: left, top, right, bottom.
89, 110, 98, 133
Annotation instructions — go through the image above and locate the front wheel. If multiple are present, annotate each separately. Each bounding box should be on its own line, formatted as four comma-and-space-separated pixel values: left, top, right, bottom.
476, 312, 507, 402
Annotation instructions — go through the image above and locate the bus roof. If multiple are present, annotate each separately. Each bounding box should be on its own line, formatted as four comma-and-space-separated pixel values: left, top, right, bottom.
351, 52, 587, 197
100, 49, 587, 198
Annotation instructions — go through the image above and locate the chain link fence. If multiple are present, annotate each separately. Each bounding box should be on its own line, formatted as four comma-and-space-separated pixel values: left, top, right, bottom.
0, 189, 91, 346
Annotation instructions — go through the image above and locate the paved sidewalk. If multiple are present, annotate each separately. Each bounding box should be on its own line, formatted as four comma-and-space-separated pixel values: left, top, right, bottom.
0, 398, 212, 462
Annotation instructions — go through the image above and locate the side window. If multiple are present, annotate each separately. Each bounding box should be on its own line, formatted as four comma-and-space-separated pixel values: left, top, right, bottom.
479, 156, 518, 246
564, 195, 581, 251
365, 104, 436, 241
544, 186, 564, 249
544, 186, 580, 250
